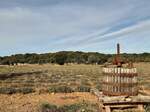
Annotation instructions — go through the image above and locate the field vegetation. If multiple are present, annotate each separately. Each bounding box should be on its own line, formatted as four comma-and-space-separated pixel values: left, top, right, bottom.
0, 64, 103, 94
0, 63, 150, 112
0, 63, 150, 94
40, 101, 99, 112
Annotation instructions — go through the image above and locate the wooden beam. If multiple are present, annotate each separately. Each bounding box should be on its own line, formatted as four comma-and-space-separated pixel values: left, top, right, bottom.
105, 106, 111, 112
109, 105, 137, 109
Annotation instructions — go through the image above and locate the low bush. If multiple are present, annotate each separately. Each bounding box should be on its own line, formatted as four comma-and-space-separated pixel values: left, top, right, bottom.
48, 86, 74, 93
60, 103, 81, 112
0, 87, 35, 94
75, 86, 91, 92
48, 85, 91, 93
18, 87, 35, 94
40, 102, 98, 112
95, 84, 102, 91
144, 104, 150, 112
0, 87, 17, 94
41, 103, 58, 112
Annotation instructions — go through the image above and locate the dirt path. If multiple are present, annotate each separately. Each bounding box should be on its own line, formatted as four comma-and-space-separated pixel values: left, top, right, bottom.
0, 92, 98, 112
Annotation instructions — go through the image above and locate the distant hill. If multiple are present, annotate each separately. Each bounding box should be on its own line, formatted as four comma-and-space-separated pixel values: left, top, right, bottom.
0, 51, 150, 65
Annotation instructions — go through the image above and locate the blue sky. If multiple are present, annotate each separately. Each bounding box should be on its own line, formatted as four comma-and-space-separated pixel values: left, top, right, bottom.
0, 0, 150, 56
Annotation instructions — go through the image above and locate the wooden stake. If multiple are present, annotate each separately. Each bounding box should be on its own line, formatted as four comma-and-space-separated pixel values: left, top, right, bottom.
105, 106, 111, 112
138, 104, 144, 112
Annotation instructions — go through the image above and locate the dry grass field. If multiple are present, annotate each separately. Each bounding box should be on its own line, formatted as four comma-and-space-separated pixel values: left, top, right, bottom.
0, 64, 103, 93
0, 63, 150, 92
0, 92, 99, 112
0, 63, 150, 112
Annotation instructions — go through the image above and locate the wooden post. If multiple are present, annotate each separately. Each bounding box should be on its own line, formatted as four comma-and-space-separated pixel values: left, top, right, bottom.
105, 106, 111, 112
98, 103, 105, 112
138, 105, 144, 112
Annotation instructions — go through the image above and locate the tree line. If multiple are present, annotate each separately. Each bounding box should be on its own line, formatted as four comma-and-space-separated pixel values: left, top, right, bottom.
0, 51, 150, 65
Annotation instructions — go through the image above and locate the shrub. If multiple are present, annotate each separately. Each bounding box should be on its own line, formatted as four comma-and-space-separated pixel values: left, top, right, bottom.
18, 88, 35, 94
60, 103, 81, 112
48, 86, 91, 93
95, 84, 102, 91
48, 86, 74, 93
144, 104, 150, 112
40, 102, 98, 112
0, 87, 17, 94
75, 86, 91, 92
0, 87, 35, 94
41, 103, 58, 112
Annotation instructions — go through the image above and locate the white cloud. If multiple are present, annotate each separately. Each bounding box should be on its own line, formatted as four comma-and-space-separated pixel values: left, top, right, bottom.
91, 19, 150, 43
0, 0, 150, 55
